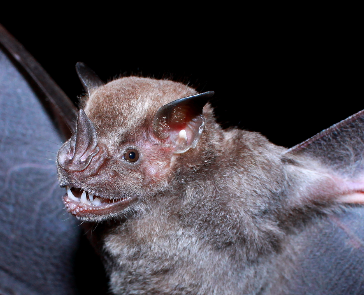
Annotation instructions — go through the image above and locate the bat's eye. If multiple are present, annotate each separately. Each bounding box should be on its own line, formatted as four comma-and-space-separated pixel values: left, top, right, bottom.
123, 148, 139, 163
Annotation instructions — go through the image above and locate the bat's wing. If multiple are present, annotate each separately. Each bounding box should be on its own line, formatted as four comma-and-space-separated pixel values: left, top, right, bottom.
0, 25, 107, 294
284, 109, 364, 294
286, 209, 364, 294
287, 109, 364, 179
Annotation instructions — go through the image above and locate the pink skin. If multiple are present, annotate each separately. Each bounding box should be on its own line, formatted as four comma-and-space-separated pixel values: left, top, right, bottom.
62, 131, 180, 219
336, 179, 364, 204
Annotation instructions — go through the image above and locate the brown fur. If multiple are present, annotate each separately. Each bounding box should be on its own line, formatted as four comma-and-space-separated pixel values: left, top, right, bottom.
57, 75, 361, 294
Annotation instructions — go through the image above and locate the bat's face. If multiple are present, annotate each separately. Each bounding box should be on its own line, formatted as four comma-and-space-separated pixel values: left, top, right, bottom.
57, 77, 203, 221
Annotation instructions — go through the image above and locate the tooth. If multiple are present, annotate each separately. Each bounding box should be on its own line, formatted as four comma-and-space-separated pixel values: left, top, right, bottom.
89, 194, 94, 202
92, 198, 101, 206
67, 186, 80, 202
81, 191, 90, 205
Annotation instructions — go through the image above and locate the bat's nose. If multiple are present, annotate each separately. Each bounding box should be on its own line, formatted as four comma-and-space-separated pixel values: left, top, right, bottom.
57, 109, 107, 173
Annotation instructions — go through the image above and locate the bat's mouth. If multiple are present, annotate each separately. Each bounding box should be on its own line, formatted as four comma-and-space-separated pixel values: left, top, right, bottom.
63, 186, 135, 219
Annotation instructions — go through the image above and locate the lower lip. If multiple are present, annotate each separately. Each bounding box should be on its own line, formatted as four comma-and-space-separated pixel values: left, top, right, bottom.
63, 194, 135, 219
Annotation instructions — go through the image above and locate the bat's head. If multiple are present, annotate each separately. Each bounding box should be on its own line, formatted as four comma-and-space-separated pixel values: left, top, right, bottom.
56, 64, 364, 272
57, 63, 214, 221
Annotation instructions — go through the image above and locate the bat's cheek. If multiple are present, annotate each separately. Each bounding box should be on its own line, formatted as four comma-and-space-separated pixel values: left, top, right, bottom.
142, 159, 173, 185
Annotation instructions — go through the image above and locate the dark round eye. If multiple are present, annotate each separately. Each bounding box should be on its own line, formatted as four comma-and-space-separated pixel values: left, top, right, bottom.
123, 149, 139, 162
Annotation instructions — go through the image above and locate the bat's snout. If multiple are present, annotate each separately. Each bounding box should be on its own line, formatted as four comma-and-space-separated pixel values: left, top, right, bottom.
57, 109, 109, 176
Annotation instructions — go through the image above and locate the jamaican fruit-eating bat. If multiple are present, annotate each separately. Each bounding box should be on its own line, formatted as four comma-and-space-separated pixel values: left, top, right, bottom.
57, 63, 364, 294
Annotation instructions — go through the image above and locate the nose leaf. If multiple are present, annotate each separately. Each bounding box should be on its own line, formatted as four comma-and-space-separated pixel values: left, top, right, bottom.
58, 109, 99, 172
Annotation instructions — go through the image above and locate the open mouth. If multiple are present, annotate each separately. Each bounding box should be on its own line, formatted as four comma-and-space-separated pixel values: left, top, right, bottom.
63, 186, 134, 219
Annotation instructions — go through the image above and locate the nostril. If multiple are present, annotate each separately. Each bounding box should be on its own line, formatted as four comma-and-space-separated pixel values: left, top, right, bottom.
57, 139, 74, 170
80, 145, 99, 162
58, 141, 109, 179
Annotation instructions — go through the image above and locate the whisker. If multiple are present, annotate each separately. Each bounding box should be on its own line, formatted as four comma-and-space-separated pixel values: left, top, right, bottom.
89, 222, 99, 233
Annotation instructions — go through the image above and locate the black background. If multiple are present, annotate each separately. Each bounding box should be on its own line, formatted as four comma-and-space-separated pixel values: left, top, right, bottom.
0, 9, 362, 148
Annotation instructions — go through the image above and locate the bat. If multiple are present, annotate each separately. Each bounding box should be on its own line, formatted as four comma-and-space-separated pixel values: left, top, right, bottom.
56, 64, 364, 294
1, 23, 364, 295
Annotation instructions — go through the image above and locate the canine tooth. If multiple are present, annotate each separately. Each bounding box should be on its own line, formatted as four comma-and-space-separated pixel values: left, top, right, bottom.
89, 194, 94, 202
92, 198, 101, 206
67, 186, 80, 202
81, 191, 90, 205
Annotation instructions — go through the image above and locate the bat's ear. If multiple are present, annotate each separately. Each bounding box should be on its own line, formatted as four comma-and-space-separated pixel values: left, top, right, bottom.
75, 62, 104, 97
153, 91, 214, 154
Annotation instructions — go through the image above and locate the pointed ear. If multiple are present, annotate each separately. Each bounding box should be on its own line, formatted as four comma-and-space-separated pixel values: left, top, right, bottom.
153, 91, 214, 154
75, 62, 104, 97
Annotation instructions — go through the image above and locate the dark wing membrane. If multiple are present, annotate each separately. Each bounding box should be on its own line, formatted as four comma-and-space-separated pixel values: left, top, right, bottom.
0, 25, 108, 294
286, 209, 364, 294
286, 109, 364, 178
0, 24, 77, 135
285, 105, 364, 294
0, 42, 81, 295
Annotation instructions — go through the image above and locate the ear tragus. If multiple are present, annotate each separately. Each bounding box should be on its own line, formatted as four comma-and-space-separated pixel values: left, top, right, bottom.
153, 91, 214, 154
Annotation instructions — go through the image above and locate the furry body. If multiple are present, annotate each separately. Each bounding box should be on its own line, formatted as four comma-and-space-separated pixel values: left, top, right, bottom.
57, 74, 364, 294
